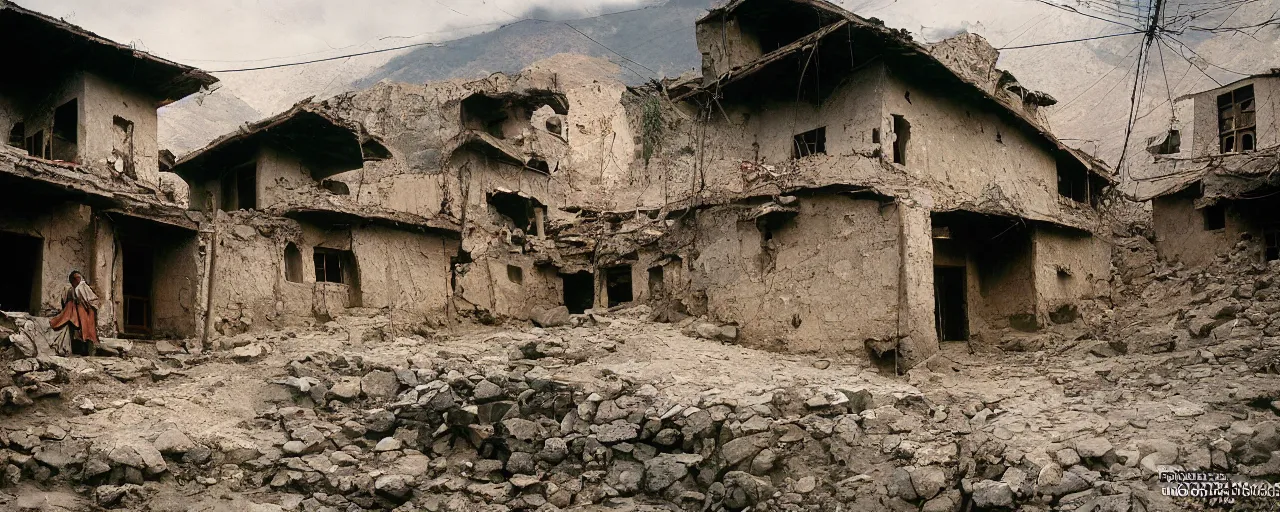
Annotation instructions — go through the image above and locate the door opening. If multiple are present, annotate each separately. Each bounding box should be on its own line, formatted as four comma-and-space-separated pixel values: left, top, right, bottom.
934, 266, 968, 341
561, 272, 594, 314
604, 266, 634, 307
0, 232, 42, 314
121, 241, 155, 336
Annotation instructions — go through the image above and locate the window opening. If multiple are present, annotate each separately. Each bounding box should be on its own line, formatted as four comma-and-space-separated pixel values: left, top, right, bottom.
791, 127, 826, 158
51, 99, 77, 162
507, 264, 524, 284
892, 115, 910, 165
605, 266, 634, 307
1203, 203, 1226, 231
1219, 85, 1255, 154
284, 243, 303, 283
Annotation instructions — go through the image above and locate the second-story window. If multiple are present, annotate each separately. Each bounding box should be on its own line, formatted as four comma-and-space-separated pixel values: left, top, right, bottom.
1219, 84, 1255, 154
792, 127, 826, 158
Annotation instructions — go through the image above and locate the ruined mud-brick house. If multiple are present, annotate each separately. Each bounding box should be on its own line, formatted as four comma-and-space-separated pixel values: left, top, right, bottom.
317, 57, 671, 324
643, 0, 1116, 368
293, 1, 1117, 369
169, 102, 462, 335
1133, 72, 1280, 267
0, 0, 218, 339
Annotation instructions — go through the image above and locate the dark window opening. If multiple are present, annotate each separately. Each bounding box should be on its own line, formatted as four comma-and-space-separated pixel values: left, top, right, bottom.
527, 158, 551, 174
871, 128, 880, 144
0, 232, 42, 314
791, 127, 826, 159
26, 130, 47, 159
892, 115, 910, 165
561, 271, 594, 314
461, 94, 512, 138
112, 116, 135, 178
1057, 156, 1090, 203
1219, 85, 1255, 154
1150, 129, 1181, 155
1266, 226, 1279, 262
648, 265, 665, 297
121, 241, 155, 336
284, 243, 303, 283
220, 162, 257, 211
1203, 203, 1226, 231
7, 122, 22, 148
487, 191, 540, 234
51, 99, 77, 162
507, 264, 524, 284
321, 179, 350, 195
605, 266, 634, 307
934, 266, 968, 342
314, 248, 357, 284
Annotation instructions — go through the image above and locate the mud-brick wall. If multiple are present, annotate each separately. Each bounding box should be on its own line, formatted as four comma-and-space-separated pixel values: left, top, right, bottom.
457, 256, 562, 320
1152, 194, 1253, 268
256, 145, 321, 210
880, 69, 1087, 219
692, 64, 888, 202
350, 225, 456, 322
148, 234, 201, 337
208, 216, 294, 333
1032, 225, 1109, 319
692, 195, 901, 354
1187, 77, 1280, 156
0, 201, 93, 315
80, 72, 161, 186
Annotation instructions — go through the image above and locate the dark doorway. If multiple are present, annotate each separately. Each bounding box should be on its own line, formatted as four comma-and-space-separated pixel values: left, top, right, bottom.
605, 266, 634, 307
121, 241, 155, 335
0, 232, 42, 313
934, 266, 968, 342
561, 272, 594, 314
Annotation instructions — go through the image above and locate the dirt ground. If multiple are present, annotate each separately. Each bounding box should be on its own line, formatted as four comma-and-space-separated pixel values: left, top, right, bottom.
4, 237, 1280, 511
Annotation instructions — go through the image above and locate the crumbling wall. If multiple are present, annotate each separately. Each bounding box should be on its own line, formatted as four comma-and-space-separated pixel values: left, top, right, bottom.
208, 213, 302, 335
1152, 193, 1255, 267
694, 16, 763, 81
257, 145, 320, 210
149, 233, 201, 338
1186, 76, 1280, 156
349, 225, 456, 322
13, 73, 82, 162
880, 69, 1083, 221
81, 72, 160, 185
692, 195, 900, 354
686, 64, 888, 204
0, 201, 91, 315
1032, 224, 1109, 322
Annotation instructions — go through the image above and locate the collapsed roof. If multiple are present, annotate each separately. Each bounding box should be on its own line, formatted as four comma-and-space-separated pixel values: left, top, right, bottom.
683, 0, 1113, 183
0, 0, 217, 106
173, 100, 390, 183
1136, 147, 1280, 205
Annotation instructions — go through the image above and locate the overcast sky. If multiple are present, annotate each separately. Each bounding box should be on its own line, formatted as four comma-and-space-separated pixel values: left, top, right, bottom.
18, 0, 1069, 67
20, 0, 663, 65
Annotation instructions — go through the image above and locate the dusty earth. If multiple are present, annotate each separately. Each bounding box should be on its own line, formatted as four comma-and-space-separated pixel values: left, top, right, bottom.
3, 236, 1280, 511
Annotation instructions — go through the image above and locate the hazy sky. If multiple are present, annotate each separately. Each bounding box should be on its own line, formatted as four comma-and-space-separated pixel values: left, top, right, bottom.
19, 0, 662, 66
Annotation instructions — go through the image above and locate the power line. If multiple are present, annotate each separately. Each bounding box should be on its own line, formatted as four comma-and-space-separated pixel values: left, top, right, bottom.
562, 22, 659, 79
207, 41, 446, 73
1025, 0, 1146, 31
1000, 30, 1144, 49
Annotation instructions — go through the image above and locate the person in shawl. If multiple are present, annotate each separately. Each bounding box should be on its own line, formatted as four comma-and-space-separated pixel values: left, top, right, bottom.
50, 270, 100, 356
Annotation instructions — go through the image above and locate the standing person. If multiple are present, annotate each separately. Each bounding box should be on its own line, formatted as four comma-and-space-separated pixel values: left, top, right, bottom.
50, 270, 100, 356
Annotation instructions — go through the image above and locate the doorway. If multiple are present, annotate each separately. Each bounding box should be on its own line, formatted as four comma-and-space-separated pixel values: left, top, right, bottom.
121, 241, 154, 335
934, 266, 968, 341
605, 266, 634, 307
561, 272, 594, 314
0, 232, 42, 313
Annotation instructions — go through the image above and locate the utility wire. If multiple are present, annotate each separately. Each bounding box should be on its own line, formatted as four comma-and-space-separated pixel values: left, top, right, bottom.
207, 41, 446, 73
1001, 30, 1144, 49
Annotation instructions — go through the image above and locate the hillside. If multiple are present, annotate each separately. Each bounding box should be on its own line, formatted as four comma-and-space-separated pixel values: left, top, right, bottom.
358, 0, 712, 87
